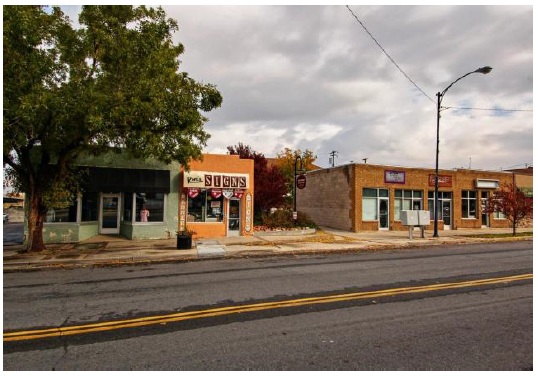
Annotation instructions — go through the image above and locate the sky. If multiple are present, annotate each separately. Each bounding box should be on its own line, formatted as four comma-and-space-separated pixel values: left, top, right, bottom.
64, 4, 533, 171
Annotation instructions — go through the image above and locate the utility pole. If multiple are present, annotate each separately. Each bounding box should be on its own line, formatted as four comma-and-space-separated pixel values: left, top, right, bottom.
329, 151, 338, 167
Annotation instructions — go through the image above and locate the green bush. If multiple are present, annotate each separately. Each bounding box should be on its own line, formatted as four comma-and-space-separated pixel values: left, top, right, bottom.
261, 209, 317, 230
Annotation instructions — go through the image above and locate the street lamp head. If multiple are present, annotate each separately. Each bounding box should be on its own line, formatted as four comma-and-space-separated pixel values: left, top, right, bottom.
475, 66, 493, 74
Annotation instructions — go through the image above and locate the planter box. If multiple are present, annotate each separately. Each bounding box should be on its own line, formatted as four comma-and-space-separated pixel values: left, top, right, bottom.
177, 235, 192, 250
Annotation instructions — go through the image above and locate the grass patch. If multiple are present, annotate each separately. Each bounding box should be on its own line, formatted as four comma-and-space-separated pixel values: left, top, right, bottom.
462, 232, 533, 239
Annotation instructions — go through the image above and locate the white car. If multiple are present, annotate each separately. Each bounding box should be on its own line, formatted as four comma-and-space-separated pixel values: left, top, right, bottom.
3, 213, 9, 223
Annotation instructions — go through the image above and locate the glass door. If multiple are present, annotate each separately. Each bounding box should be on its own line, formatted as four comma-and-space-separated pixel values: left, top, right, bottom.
379, 198, 389, 230
481, 191, 489, 227
442, 200, 452, 230
100, 194, 121, 234
227, 199, 241, 236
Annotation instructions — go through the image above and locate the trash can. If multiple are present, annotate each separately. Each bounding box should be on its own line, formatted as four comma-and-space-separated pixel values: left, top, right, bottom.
177, 234, 192, 250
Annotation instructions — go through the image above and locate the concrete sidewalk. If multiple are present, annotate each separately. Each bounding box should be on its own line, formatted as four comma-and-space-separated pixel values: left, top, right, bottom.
3, 227, 532, 272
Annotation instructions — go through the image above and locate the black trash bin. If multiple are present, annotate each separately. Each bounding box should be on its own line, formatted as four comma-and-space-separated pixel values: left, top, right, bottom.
177, 234, 192, 250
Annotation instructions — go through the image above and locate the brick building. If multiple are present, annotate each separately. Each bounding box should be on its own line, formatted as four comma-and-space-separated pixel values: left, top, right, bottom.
179, 154, 255, 238
297, 163, 518, 232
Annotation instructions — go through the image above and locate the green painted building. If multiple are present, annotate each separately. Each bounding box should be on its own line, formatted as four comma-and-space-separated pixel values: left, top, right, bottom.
26, 151, 180, 244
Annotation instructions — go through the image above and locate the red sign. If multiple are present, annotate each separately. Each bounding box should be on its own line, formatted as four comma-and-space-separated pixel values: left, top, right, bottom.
296, 174, 307, 189
187, 188, 200, 198
210, 189, 222, 199
429, 174, 452, 187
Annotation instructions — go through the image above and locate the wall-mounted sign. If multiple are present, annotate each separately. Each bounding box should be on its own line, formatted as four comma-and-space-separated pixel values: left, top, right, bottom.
475, 179, 499, 189
179, 193, 187, 231
184, 171, 249, 189
187, 188, 200, 198
245, 193, 252, 232
429, 174, 452, 187
223, 189, 234, 199
385, 170, 406, 184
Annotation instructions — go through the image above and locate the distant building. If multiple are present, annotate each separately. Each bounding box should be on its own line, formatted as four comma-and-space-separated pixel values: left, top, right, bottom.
298, 163, 526, 232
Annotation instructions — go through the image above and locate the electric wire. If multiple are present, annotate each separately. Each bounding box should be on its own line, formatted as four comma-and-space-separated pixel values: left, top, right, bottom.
345, 5, 532, 114
345, 5, 435, 104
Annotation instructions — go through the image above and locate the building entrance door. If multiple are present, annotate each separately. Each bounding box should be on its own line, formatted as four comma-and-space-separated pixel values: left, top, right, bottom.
481, 191, 489, 227
227, 198, 241, 236
442, 200, 452, 230
379, 198, 389, 230
100, 194, 121, 234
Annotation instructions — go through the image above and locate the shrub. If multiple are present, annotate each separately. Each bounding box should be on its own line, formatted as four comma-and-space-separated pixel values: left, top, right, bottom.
261, 209, 317, 230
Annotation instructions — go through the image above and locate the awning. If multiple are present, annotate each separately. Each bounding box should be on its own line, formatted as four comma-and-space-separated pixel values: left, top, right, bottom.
81, 167, 170, 193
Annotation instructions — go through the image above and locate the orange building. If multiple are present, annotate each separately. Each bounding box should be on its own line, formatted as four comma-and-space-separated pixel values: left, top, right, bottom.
179, 154, 255, 238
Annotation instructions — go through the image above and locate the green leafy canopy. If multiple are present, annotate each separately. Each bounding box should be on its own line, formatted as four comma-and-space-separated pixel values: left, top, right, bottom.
3, 5, 222, 189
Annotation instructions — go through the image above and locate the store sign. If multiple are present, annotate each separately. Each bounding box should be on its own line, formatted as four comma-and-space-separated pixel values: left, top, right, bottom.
210, 189, 222, 199
223, 189, 234, 199
385, 170, 406, 184
475, 179, 499, 189
245, 193, 252, 232
184, 171, 249, 189
188, 188, 200, 198
296, 174, 307, 189
429, 174, 452, 187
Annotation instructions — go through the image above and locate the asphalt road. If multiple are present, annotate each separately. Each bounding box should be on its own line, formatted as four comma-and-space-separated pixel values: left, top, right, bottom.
3, 241, 533, 371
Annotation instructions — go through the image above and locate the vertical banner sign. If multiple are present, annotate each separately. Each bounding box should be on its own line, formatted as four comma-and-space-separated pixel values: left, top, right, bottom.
245, 193, 252, 232
179, 193, 187, 231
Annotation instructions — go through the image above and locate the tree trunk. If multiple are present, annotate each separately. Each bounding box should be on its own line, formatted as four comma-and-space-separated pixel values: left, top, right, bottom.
26, 187, 47, 253
512, 221, 517, 237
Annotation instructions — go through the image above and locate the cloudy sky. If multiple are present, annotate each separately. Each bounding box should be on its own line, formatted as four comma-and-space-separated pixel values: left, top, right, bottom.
66, 4, 533, 171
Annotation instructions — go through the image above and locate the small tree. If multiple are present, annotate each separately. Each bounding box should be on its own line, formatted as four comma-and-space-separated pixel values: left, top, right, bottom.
484, 182, 533, 236
227, 143, 287, 218
275, 148, 317, 205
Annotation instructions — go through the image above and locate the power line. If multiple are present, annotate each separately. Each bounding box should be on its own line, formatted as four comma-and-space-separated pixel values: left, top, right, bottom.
345, 5, 435, 104
444, 106, 532, 113
345, 6, 532, 114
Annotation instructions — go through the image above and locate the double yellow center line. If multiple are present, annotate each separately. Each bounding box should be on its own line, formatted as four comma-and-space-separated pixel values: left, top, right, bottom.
4, 273, 532, 342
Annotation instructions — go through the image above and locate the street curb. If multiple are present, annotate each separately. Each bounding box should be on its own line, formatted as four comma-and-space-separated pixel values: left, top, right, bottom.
3, 236, 531, 273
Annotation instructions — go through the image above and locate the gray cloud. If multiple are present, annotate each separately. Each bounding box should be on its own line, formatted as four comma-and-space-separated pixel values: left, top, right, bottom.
67, 5, 534, 171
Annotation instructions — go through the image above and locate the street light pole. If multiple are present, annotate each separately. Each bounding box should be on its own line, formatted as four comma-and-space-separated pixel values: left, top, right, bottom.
293, 155, 303, 223
433, 66, 492, 237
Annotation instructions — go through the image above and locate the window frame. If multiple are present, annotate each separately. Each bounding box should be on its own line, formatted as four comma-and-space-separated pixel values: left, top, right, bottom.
461, 190, 477, 219
394, 190, 423, 220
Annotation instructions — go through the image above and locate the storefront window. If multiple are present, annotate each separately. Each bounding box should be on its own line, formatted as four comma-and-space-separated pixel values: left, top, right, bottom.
45, 199, 78, 223
362, 188, 388, 221
394, 190, 423, 220
462, 190, 477, 218
187, 190, 224, 222
81, 192, 98, 222
135, 193, 165, 222
124, 193, 133, 222
428, 191, 451, 219
492, 199, 507, 219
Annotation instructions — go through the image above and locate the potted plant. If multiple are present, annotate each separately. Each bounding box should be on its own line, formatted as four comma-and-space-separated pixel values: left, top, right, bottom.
176, 227, 196, 250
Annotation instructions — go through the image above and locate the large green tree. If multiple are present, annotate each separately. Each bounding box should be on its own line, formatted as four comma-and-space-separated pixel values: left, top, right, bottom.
3, 6, 222, 252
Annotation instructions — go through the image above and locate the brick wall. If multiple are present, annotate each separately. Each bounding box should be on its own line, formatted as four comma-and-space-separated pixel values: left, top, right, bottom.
297, 165, 354, 231
300, 163, 517, 232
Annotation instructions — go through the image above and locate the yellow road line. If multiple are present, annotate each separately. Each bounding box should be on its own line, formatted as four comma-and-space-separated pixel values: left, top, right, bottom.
4, 273, 532, 342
